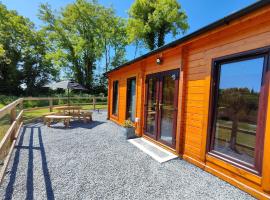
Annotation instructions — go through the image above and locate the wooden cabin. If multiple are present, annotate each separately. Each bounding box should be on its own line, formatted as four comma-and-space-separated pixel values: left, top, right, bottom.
106, 1, 270, 199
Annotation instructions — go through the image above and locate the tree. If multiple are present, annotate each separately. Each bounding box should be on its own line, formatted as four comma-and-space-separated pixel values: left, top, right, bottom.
218, 88, 259, 152
127, 0, 189, 51
21, 31, 58, 96
39, 0, 127, 92
0, 3, 57, 95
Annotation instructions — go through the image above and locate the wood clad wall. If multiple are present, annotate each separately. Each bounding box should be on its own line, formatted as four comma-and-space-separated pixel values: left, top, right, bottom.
107, 5, 270, 199
108, 63, 143, 134
182, 6, 270, 199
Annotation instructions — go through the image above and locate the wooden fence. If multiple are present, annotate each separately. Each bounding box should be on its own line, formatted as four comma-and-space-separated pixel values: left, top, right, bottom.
217, 125, 255, 151
23, 96, 107, 112
0, 96, 107, 184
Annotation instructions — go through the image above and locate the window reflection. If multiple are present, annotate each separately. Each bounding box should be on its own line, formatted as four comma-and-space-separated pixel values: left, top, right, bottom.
126, 78, 136, 121
112, 81, 119, 116
146, 77, 157, 135
213, 57, 264, 165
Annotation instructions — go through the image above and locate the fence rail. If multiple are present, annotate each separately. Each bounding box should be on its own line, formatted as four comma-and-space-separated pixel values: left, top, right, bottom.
0, 96, 107, 184
217, 125, 255, 151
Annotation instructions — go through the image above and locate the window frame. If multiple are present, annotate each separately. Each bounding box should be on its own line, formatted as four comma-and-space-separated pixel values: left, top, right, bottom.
207, 46, 270, 175
112, 80, 119, 117
126, 77, 137, 122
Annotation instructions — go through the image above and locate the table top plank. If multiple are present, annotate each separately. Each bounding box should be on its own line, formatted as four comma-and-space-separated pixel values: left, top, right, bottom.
45, 115, 72, 119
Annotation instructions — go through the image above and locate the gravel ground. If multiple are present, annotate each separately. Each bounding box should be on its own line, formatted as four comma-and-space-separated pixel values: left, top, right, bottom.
0, 111, 254, 200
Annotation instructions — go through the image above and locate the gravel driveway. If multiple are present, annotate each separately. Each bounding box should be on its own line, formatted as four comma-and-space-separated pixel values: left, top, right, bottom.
0, 111, 254, 200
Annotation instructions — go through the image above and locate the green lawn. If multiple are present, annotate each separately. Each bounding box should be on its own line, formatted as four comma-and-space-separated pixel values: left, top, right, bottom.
23, 104, 107, 123
0, 115, 11, 142
0, 96, 107, 148
0, 104, 107, 143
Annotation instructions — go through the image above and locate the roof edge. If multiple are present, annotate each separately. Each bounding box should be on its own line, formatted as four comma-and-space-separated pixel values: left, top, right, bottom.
105, 0, 270, 76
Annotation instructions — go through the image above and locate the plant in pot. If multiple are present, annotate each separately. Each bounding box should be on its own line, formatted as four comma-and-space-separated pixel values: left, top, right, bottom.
123, 119, 137, 139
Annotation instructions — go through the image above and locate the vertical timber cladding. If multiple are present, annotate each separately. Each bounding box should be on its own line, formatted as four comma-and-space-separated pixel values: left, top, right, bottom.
106, 4, 270, 199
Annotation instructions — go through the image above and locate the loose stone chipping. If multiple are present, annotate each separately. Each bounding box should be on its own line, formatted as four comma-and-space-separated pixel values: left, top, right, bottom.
0, 111, 254, 200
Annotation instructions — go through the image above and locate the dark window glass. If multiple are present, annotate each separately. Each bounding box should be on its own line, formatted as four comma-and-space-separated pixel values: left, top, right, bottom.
160, 74, 176, 144
211, 56, 265, 168
126, 78, 136, 121
112, 81, 119, 116
146, 77, 158, 135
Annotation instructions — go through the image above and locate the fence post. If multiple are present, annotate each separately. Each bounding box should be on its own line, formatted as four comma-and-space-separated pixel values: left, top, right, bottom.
49, 98, 53, 112
10, 107, 17, 141
93, 97, 96, 111
19, 100, 23, 111
10, 108, 16, 124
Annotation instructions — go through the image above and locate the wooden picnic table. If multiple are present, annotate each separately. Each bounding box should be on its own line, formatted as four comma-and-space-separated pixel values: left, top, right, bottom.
53, 106, 93, 123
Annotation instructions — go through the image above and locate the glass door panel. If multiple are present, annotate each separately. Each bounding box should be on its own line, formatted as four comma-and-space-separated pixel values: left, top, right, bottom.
144, 69, 180, 148
159, 74, 178, 146
145, 77, 158, 137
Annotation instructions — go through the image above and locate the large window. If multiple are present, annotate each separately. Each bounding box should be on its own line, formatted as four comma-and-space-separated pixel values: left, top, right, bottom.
208, 48, 269, 174
112, 81, 119, 116
126, 77, 136, 121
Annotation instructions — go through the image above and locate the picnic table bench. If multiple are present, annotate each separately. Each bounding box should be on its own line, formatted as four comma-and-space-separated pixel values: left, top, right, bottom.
44, 115, 72, 128
43, 106, 93, 128
54, 106, 93, 122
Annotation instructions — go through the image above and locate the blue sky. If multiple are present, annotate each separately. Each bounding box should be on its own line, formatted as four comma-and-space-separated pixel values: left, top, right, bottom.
1, 0, 257, 73
220, 57, 264, 92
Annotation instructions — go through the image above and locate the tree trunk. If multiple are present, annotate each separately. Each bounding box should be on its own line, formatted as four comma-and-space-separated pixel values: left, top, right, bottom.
146, 32, 156, 51
85, 59, 94, 91
229, 116, 239, 153
157, 28, 165, 48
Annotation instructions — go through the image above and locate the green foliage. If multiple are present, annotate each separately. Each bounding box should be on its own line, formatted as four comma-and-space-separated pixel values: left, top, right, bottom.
218, 87, 259, 150
0, 3, 58, 96
38, 0, 128, 91
127, 0, 189, 50
123, 119, 134, 128
218, 88, 259, 120
0, 95, 18, 107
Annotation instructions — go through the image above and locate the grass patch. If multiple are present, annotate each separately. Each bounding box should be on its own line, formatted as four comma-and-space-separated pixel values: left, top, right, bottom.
0, 115, 11, 142
81, 104, 107, 110
23, 108, 51, 122
23, 104, 107, 123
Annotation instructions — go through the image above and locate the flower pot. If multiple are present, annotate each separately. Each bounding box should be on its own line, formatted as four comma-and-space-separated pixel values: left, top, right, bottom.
125, 127, 137, 139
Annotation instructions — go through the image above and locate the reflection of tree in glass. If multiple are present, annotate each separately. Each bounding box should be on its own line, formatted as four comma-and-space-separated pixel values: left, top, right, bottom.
217, 88, 259, 153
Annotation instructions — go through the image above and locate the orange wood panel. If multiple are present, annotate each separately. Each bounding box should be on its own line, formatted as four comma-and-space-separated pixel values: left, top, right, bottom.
262, 70, 270, 192
107, 6, 270, 198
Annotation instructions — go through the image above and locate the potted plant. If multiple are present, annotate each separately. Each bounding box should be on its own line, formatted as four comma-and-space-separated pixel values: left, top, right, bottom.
123, 120, 137, 139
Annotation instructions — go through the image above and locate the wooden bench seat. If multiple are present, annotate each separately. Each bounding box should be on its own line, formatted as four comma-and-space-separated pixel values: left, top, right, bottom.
80, 111, 93, 123
44, 115, 72, 128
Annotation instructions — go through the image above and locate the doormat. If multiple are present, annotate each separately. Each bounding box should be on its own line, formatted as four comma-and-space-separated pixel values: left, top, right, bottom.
128, 138, 178, 163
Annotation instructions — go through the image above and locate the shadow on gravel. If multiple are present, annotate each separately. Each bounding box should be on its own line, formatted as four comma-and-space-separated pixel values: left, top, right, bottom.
4, 125, 55, 200
48, 120, 104, 130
